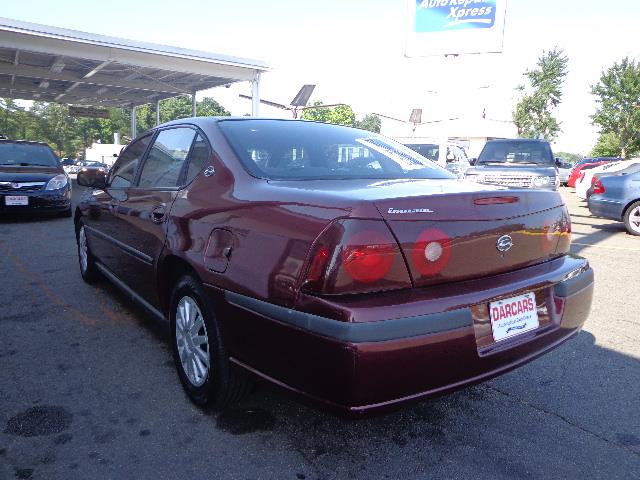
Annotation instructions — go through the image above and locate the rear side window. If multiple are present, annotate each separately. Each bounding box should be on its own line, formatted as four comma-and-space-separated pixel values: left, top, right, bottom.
109, 135, 152, 188
138, 128, 196, 189
0, 143, 58, 167
186, 134, 211, 183
218, 120, 453, 180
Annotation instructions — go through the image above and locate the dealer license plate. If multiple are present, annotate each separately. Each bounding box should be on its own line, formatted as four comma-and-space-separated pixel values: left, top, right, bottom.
489, 292, 539, 342
5, 195, 29, 206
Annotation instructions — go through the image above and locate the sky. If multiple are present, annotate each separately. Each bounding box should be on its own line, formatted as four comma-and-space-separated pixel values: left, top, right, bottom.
2, 0, 639, 154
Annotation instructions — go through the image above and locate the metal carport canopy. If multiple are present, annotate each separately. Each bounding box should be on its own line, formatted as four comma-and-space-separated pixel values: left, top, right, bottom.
0, 16, 269, 120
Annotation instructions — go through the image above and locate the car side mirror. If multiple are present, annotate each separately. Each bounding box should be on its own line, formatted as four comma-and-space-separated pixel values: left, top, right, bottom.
77, 168, 107, 189
469, 158, 477, 166
555, 157, 563, 167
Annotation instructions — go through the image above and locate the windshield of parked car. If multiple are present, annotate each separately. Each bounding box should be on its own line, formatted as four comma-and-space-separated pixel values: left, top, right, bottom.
477, 141, 554, 166
405, 144, 439, 162
0, 142, 58, 166
218, 120, 454, 180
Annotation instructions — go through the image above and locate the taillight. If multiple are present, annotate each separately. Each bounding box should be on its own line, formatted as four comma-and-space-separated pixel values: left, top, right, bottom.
408, 228, 452, 276
542, 208, 572, 253
590, 176, 598, 185
592, 179, 605, 195
302, 219, 411, 295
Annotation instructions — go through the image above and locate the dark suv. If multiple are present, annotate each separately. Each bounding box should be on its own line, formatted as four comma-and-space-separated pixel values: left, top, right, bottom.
465, 139, 559, 190
0, 140, 72, 216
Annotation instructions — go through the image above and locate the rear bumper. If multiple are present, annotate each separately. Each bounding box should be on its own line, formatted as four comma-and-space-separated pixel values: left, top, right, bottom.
212, 255, 593, 416
587, 195, 624, 220
0, 188, 71, 214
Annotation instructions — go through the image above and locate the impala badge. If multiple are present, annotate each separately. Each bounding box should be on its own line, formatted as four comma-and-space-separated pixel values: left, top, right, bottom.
496, 235, 514, 253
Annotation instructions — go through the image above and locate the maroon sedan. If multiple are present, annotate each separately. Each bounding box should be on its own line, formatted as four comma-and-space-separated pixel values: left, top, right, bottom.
75, 118, 593, 416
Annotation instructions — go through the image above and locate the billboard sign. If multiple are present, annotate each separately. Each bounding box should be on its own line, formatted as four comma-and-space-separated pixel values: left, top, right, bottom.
406, 0, 507, 56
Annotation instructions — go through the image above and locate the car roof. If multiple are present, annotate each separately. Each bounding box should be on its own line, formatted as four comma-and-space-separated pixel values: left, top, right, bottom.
485, 138, 549, 143
0, 139, 53, 147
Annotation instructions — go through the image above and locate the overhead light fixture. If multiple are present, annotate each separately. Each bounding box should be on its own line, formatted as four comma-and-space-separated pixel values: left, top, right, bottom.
96, 87, 108, 95
38, 80, 49, 89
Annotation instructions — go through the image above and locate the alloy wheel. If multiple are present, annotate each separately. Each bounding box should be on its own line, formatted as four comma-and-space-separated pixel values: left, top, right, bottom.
175, 296, 210, 387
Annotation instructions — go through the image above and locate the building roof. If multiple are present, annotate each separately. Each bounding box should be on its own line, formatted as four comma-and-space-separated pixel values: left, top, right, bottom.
0, 17, 270, 108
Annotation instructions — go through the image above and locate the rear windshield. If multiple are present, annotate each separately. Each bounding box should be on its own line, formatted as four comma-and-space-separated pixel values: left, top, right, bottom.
478, 141, 554, 166
218, 120, 454, 180
0, 143, 58, 167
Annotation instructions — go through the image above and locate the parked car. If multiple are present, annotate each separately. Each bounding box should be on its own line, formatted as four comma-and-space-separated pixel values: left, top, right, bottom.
572, 157, 620, 170
567, 160, 611, 188
0, 139, 72, 217
404, 142, 471, 178
588, 168, 640, 235
77, 161, 109, 175
555, 158, 573, 186
77, 160, 109, 171
586, 163, 640, 199
465, 139, 559, 190
60, 157, 76, 174
576, 159, 640, 199
75, 118, 593, 415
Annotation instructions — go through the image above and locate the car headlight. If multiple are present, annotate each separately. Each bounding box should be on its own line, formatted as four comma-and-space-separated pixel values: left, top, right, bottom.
532, 176, 551, 187
45, 174, 69, 190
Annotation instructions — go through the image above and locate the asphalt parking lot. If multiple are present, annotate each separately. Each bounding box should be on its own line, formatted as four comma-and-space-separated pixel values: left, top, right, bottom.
0, 184, 638, 480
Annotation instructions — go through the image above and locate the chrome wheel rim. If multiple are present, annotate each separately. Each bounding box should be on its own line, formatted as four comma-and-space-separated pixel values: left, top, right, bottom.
175, 296, 210, 387
78, 226, 88, 272
630, 206, 640, 234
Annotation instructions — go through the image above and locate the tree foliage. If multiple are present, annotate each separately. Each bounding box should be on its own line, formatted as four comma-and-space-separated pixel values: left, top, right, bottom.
300, 101, 381, 132
512, 48, 569, 141
0, 96, 229, 157
555, 151, 583, 164
591, 58, 640, 158
591, 132, 624, 157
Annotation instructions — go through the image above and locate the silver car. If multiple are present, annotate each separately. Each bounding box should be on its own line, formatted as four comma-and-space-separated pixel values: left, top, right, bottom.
465, 139, 559, 191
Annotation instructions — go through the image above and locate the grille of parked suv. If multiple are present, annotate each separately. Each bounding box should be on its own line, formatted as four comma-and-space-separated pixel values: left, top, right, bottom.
0, 182, 46, 192
482, 175, 533, 188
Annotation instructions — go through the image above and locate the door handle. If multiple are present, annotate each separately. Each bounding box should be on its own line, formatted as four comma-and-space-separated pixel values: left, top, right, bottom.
151, 205, 166, 224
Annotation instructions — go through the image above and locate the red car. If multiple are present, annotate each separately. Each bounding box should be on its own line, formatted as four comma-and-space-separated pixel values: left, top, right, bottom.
75, 118, 594, 416
567, 161, 610, 187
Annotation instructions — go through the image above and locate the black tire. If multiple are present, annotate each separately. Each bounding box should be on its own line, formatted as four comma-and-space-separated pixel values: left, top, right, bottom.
76, 220, 100, 283
170, 275, 251, 408
623, 201, 640, 236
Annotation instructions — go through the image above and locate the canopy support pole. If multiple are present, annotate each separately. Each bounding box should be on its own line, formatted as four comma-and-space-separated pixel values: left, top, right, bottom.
192, 92, 197, 117
251, 73, 261, 116
130, 105, 137, 138
156, 100, 160, 126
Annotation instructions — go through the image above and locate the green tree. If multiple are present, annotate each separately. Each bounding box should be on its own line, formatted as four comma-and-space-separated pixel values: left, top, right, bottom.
300, 101, 333, 123
591, 58, 640, 158
554, 151, 582, 164
355, 114, 382, 133
591, 132, 623, 157
513, 48, 569, 141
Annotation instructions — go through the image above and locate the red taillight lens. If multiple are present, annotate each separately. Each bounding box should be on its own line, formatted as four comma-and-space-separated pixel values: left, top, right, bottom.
302, 220, 411, 295
592, 179, 605, 195
342, 231, 394, 283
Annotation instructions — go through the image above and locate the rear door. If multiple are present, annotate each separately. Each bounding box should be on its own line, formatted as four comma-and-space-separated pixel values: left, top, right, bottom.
113, 126, 199, 308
